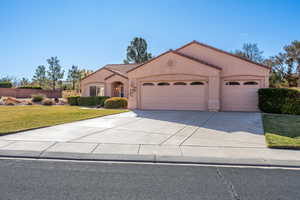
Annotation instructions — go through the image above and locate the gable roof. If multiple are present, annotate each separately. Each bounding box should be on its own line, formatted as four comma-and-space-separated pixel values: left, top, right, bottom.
104, 67, 129, 79
81, 63, 138, 81
127, 50, 221, 73
176, 40, 271, 70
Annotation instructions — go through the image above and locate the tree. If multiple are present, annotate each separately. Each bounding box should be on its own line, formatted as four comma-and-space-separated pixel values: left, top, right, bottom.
46, 57, 64, 90
32, 65, 47, 88
79, 69, 93, 79
234, 43, 264, 63
123, 37, 152, 64
67, 65, 81, 90
284, 40, 300, 87
19, 77, 30, 86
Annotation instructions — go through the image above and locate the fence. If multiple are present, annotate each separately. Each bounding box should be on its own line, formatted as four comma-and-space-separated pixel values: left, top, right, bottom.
0, 88, 62, 98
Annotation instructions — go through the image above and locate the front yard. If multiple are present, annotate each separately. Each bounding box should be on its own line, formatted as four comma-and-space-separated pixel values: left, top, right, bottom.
0, 106, 127, 135
263, 114, 300, 149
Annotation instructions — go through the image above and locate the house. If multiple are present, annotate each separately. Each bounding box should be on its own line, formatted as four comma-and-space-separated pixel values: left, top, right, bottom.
81, 41, 270, 111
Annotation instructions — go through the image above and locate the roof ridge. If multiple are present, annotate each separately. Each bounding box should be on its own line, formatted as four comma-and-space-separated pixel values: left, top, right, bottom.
106, 63, 139, 65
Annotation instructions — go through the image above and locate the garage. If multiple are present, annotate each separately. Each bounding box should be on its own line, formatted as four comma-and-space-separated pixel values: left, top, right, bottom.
221, 80, 260, 111
140, 81, 208, 110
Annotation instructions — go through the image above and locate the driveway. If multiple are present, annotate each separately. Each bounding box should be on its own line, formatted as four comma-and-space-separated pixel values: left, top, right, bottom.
2, 110, 300, 166
0, 110, 264, 148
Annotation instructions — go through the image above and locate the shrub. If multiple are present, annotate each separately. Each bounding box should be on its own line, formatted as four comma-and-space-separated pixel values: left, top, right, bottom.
258, 88, 300, 115
77, 96, 110, 107
67, 96, 80, 106
42, 98, 54, 106
31, 94, 46, 102
0, 82, 12, 88
104, 97, 128, 109
17, 86, 42, 89
25, 100, 33, 105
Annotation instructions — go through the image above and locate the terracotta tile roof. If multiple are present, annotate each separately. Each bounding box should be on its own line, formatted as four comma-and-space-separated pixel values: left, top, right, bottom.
105, 63, 140, 74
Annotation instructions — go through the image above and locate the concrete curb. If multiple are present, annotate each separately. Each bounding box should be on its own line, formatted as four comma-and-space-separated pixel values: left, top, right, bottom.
1, 150, 300, 168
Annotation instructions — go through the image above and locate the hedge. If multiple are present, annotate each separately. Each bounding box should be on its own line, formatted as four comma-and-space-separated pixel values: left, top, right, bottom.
258, 88, 300, 115
31, 94, 46, 102
18, 86, 42, 89
67, 96, 110, 107
67, 96, 80, 105
0, 82, 12, 88
104, 97, 128, 109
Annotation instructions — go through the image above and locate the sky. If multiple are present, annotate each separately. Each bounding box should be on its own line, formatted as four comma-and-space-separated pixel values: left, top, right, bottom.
1, 0, 300, 79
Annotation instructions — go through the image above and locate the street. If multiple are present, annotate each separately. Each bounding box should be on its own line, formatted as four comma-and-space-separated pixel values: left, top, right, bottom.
0, 158, 299, 200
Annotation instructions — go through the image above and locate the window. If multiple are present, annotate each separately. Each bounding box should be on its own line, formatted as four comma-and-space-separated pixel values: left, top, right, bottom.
174, 82, 186, 85
90, 85, 104, 96
143, 83, 155, 86
89, 86, 96, 96
190, 82, 204, 85
244, 81, 258, 85
225, 81, 240, 85
157, 82, 170, 86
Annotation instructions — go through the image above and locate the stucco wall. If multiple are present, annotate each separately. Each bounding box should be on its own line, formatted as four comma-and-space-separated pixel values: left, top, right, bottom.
177, 43, 270, 79
127, 52, 220, 110
81, 69, 113, 96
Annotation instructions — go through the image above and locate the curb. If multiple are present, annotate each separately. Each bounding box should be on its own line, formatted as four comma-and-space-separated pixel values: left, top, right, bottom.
1, 150, 300, 168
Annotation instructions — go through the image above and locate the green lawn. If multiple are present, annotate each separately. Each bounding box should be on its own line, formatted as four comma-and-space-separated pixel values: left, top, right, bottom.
0, 106, 127, 135
262, 113, 300, 149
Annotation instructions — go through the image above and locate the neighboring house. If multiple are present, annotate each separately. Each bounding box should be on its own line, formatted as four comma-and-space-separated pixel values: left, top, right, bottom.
81, 41, 270, 111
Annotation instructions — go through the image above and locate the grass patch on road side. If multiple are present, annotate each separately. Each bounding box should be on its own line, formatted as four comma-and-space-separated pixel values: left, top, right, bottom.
262, 114, 300, 149
0, 106, 127, 135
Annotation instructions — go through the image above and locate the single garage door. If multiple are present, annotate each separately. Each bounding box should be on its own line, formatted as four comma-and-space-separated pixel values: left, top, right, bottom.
141, 81, 207, 110
222, 80, 260, 111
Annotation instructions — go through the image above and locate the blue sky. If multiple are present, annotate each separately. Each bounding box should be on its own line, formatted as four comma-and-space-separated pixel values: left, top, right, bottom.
1, 0, 299, 79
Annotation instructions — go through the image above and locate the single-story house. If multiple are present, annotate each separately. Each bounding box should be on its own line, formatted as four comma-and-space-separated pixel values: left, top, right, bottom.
81, 41, 270, 111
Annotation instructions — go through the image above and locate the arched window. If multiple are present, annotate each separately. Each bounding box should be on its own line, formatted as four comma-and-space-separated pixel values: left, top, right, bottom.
174, 82, 187, 85
225, 81, 240, 86
157, 82, 170, 86
244, 81, 258, 85
143, 83, 154, 86
190, 82, 204, 85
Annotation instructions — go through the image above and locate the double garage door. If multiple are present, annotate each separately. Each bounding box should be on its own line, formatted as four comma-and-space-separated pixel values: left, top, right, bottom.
141, 81, 207, 110
222, 80, 260, 111
140, 80, 261, 111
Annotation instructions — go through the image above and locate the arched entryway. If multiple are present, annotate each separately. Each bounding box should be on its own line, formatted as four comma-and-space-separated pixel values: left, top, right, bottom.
112, 81, 124, 97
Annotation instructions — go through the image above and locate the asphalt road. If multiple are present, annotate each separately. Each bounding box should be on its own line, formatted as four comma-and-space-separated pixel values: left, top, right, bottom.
0, 158, 299, 200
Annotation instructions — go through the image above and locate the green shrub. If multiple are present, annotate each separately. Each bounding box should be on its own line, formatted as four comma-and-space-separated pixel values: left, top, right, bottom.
258, 88, 300, 115
67, 96, 80, 106
0, 82, 12, 88
18, 86, 42, 89
42, 98, 54, 106
77, 96, 110, 107
104, 97, 128, 109
31, 94, 46, 102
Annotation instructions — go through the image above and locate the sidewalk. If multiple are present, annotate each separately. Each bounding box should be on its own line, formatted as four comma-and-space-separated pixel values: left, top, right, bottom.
0, 140, 300, 167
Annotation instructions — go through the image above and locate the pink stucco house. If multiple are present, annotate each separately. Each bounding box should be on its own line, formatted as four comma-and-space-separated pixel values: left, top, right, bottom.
81, 41, 270, 111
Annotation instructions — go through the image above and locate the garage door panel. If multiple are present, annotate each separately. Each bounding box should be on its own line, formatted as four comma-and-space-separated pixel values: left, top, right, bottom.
222, 81, 260, 111
141, 81, 207, 110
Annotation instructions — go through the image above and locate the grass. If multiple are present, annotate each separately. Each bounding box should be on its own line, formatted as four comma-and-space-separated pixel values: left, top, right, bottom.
0, 105, 128, 135
262, 113, 300, 149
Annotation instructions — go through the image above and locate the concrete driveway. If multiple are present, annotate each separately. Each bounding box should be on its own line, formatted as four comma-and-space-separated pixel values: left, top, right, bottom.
2, 110, 300, 166
0, 110, 265, 148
